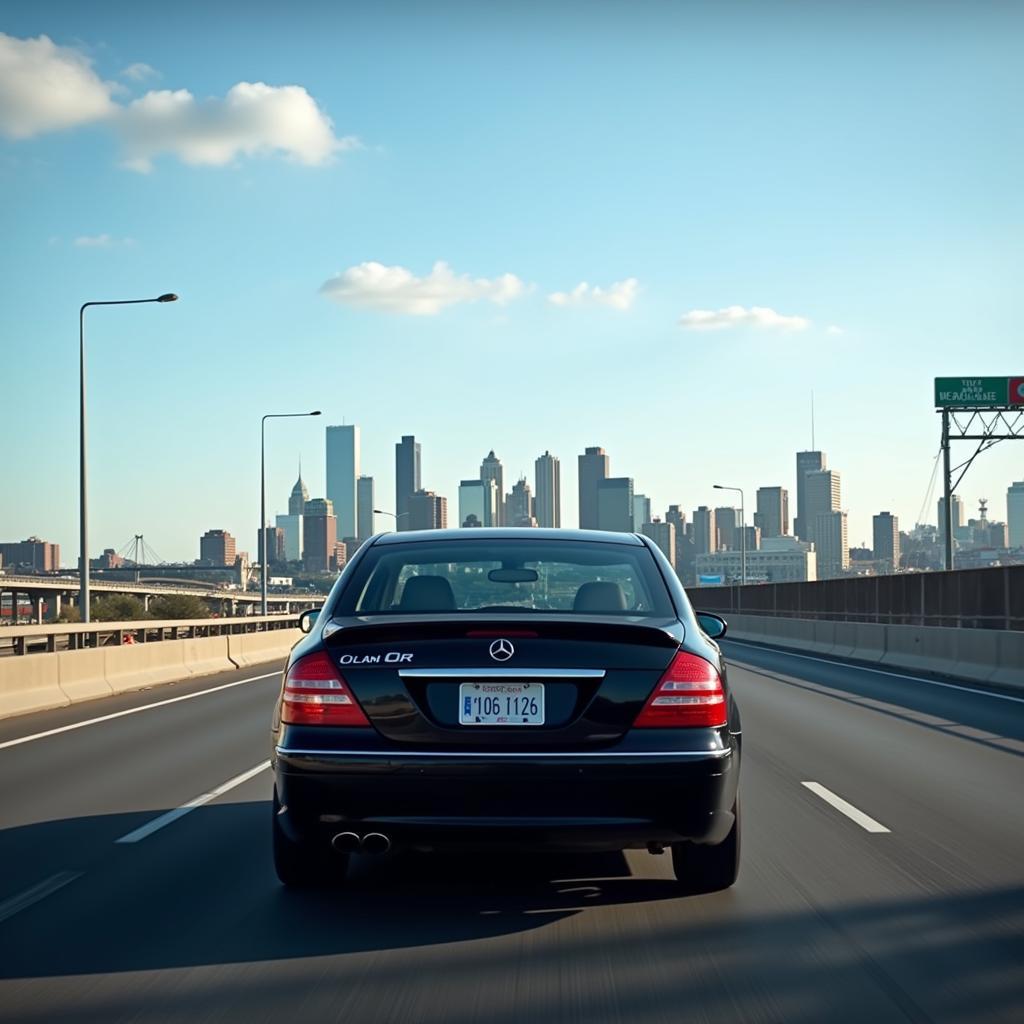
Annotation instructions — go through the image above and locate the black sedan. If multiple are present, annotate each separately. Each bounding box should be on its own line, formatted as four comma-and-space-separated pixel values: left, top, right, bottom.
271, 528, 741, 892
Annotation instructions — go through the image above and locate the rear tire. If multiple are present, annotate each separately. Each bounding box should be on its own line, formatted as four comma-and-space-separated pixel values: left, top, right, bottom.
272, 789, 349, 888
670, 796, 740, 894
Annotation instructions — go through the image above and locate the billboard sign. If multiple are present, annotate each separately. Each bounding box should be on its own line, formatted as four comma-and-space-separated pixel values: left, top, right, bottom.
697, 574, 725, 586
934, 377, 1024, 408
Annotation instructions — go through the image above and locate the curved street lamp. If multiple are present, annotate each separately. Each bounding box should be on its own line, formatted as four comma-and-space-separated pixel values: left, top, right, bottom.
80, 294, 178, 623
262, 411, 321, 614
713, 484, 746, 585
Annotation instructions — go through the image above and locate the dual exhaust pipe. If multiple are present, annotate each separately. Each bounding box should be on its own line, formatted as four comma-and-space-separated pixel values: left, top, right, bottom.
331, 831, 391, 855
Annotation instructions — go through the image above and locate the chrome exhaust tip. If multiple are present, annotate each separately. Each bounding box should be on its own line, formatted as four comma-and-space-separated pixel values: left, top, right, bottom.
361, 832, 391, 855
331, 831, 362, 853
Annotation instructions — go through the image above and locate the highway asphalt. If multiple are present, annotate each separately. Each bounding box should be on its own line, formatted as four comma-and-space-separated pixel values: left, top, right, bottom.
0, 641, 1021, 1023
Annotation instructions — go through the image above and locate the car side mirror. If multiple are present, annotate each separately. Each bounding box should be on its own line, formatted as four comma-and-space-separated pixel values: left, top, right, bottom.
298, 608, 318, 634
696, 612, 727, 640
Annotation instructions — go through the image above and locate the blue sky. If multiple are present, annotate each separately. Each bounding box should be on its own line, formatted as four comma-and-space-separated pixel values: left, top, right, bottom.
2, 1, 1022, 563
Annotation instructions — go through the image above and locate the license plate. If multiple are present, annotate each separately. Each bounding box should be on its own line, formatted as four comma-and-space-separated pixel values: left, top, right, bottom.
459, 682, 545, 726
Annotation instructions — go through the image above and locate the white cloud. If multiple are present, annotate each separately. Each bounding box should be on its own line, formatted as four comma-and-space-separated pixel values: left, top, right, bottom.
73, 234, 134, 247
826, 324, 843, 335
321, 261, 526, 316
678, 305, 811, 332
0, 32, 115, 139
121, 62, 159, 82
117, 82, 355, 171
548, 278, 638, 311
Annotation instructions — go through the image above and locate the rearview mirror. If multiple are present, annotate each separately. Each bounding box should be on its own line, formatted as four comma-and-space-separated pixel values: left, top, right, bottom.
488, 568, 539, 583
298, 608, 318, 634
696, 612, 727, 640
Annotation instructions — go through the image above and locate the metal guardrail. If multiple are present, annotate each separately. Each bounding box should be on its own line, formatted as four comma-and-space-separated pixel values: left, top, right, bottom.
0, 614, 306, 657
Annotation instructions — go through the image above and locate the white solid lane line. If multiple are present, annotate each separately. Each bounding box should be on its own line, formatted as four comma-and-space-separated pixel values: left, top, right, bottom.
725, 638, 1024, 705
115, 761, 271, 844
801, 781, 891, 834
0, 870, 83, 924
0, 672, 280, 752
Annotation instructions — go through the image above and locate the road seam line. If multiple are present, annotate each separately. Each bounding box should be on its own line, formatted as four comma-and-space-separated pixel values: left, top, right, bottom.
0, 673, 280, 752
801, 781, 891, 834
115, 761, 272, 843
725, 639, 1024, 704
0, 870, 84, 924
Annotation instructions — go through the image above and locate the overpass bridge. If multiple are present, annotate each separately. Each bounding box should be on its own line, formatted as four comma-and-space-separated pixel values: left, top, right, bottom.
0, 573, 323, 624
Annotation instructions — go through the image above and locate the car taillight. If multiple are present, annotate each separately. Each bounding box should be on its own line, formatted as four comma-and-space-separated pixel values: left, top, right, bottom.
633, 650, 727, 728
281, 651, 370, 727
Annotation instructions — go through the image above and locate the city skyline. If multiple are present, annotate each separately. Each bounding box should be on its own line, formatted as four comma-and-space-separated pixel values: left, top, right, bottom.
2, 5, 1021, 562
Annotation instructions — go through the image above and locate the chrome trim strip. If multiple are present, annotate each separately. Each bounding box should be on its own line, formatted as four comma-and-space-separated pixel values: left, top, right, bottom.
275, 746, 730, 759
398, 668, 606, 680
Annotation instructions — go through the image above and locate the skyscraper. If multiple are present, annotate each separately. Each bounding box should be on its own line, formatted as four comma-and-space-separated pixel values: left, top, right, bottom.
200, 529, 236, 566
408, 490, 448, 530
506, 477, 536, 526
714, 507, 739, 550
303, 498, 336, 572
534, 451, 561, 528
288, 463, 309, 515
459, 479, 496, 527
642, 519, 676, 567
794, 450, 826, 540
815, 510, 849, 578
1009, 482, 1024, 548
326, 425, 359, 543
357, 475, 375, 540
755, 486, 789, 538
805, 469, 841, 558
692, 506, 717, 555
578, 446, 610, 529
633, 494, 652, 530
395, 435, 422, 530
937, 494, 965, 545
480, 451, 505, 526
872, 511, 900, 572
597, 477, 634, 532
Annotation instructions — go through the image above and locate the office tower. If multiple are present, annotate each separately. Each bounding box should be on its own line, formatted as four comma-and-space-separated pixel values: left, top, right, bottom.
200, 529, 236, 566
0, 537, 60, 572
288, 464, 309, 515
326, 425, 359, 543
506, 477, 536, 526
1009, 482, 1024, 548
257, 526, 285, 566
742, 525, 761, 552
692, 506, 717, 555
815, 510, 849, 578
578, 446, 610, 529
275, 514, 302, 561
596, 477, 634, 532
666, 505, 686, 532
408, 490, 448, 530
633, 494, 652, 530
357, 475, 375, 541
642, 519, 676, 567
873, 511, 900, 572
794, 451, 826, 540
714, 507, 739, 550
534, 451, 561, 528
395, 435, 422, 530
937, 494, 965, 544
804, 469, 841, 556
480, 451, 505, 526
755, 486, 789, 538
459, 479, 492, 528
302, 498, 336, 572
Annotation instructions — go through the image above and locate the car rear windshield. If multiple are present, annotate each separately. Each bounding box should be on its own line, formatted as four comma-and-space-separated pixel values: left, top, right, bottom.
334, 539, 675, 617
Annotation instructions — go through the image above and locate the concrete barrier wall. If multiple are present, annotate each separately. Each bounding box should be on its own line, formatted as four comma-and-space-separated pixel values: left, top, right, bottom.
0, 628, 301, 721
724, 615, 1017, 690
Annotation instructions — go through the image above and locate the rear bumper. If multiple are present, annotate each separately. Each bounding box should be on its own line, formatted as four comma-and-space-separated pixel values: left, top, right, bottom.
273, 744, 739, 851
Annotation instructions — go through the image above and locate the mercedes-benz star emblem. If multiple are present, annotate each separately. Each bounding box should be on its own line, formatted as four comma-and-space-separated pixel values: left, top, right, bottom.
489, 638, 515, 662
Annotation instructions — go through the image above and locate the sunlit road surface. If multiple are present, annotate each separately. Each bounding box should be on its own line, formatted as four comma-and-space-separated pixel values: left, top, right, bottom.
0, 644, 1021, 1023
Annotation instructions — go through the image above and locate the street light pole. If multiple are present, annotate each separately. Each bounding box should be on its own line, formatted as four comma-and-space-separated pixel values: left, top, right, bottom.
79, 294, 177, 624
261, 411, 321, 615
713, 484, 746, 586
373, 509, 409, 530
